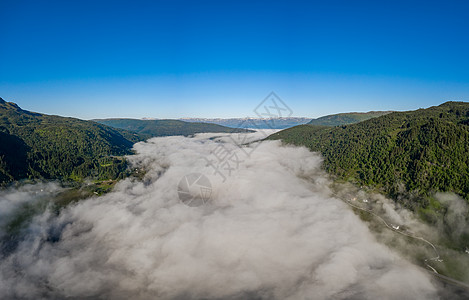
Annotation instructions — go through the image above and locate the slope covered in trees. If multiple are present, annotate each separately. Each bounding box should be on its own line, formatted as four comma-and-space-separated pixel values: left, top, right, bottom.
93, 118, 252, 137
268, 102, 469, 210
0, 98, 253, 185
0, 98, 144, 184
308, 111, 392, 126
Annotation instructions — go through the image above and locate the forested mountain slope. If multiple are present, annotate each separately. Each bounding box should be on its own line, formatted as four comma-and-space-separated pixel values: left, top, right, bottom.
179, 117, 311, 129
308, 111, 392, 126
0, 98, 143, 184
268, 102, 469, 209
93, 118, 251, 137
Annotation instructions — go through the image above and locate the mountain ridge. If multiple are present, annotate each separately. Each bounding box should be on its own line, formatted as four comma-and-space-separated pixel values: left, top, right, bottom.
268, 101, 469, 210
92, 118, 252, 137
0, 98, 257, 184
308, 110, 393, 126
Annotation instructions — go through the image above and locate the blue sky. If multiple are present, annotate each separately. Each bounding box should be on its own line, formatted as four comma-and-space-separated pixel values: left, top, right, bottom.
1, 0, 468, 119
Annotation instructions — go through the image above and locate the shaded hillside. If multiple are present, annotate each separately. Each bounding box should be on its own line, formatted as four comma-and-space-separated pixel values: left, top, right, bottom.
0, 98, 144, 184
308, 111, 392, 126
93, 118, 252, 137
268, 102, 469, 209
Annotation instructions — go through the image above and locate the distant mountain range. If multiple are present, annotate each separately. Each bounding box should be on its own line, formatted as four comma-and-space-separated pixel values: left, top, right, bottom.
5, 95, 465, 197
178, 117, 312, 129
268, 101, 469, 212
178, 112, 393, 129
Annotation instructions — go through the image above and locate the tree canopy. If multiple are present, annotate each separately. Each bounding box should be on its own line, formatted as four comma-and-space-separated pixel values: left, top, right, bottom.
269, 101, 469, 210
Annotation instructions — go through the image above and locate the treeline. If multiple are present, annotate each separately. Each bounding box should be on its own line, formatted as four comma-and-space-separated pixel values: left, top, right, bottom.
269, 101, 469, 210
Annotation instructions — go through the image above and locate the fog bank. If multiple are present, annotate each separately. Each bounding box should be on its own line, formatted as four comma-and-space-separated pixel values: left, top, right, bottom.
0, 132, 441, 299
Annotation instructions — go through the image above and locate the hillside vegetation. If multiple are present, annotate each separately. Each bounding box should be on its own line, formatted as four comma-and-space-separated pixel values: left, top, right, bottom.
93, 118, 251, 137
0, 98, 143, 184
0, 98, 254, 185
308, 111, 392, 126
268, 102, 469, 210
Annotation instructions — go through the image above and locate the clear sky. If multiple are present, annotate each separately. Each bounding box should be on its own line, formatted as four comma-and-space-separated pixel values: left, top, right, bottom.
1, 0, 468, 119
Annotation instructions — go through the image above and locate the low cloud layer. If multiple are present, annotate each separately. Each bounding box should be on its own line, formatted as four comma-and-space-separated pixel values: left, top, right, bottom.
0, 133, 443, 299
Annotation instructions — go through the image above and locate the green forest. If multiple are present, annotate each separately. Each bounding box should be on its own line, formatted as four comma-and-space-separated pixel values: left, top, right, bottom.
268, 101, 469, 210
0, 98, 254, 185
0, 98, 143, 184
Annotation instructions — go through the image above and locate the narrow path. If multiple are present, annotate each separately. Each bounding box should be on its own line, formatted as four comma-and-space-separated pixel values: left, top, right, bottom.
343, 199, 440, 273
341, 197, 469, 294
